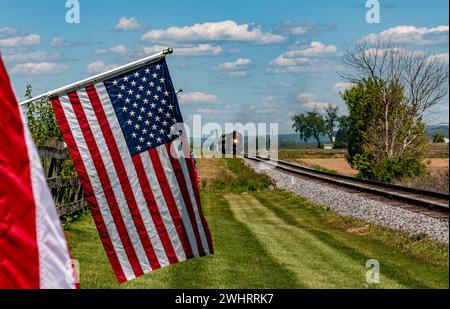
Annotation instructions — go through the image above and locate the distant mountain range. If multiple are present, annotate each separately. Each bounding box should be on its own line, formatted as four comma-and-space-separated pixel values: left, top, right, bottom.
426, 124, 449, 139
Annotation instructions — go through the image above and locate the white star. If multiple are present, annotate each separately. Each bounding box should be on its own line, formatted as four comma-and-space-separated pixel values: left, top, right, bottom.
136, 145, 142, 151
131, 132, 137, 138
132, 103, 138, 108
168, 104, 174, 110
158, 107, 163, 113
155, 116, 161, 122
120, 85, 126, 90
123, 76, 129, 82
130, 111, 136, 117
125, 98, 131, 104
131, 81, 137, 86
143, 99, 149, 104
138, 85, 144, 91
147, 111, 153, 117
152, 73, 158, 79
145, 68, 150, 74
149, 133, 155, 139
156, 64, 161, 70
134, 124, 140, 129
144, 120, 150, 125
165, 112, 171, 118
151, 124, 157, 130
159, 77, 165, 83
134, 72, 140, 78
118, 93, 123, 99
112, 80, 118, 86
146, 141, 152, 147
150, 103, 156, 109
162, 121, 168, 126
146, 90, 152, 96
137, 115, 143, 121
126, 119, 132, 126
141, 77, 147, 82
159, 129, 165, 134
135, 94, 141, 100
142, 129, 147, 134
128, 89, 133, 95
139, 137, 144, 142
153, 95, 159, 100
161, 99, 166, 105
156, 86, 162, 92
140, 107, 146, 112
156, 137, 162, 143
149, 81, 155, 87
121, 106, 128, 112
164, 91, 170, 97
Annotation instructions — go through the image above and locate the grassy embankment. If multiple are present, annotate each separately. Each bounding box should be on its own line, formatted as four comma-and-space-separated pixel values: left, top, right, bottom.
66, 158, 448, 288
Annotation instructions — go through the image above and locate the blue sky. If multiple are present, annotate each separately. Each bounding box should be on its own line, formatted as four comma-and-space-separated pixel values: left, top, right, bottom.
1, 0, 448, 133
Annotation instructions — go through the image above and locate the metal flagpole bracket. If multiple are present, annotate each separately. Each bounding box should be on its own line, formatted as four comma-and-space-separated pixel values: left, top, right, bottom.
19, 47, 174, 107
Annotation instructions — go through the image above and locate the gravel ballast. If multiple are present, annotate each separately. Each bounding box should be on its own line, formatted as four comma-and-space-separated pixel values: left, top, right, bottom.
245, 159, 449, 244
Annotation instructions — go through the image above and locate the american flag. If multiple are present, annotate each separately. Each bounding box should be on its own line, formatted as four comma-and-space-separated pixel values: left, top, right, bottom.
51, 57, 213, 283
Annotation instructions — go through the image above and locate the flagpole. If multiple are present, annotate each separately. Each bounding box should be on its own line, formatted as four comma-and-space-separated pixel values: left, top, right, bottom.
19, 48, 173, 106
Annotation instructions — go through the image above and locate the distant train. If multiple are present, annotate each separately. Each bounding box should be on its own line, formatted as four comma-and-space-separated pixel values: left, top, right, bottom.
220, 131, 243, 157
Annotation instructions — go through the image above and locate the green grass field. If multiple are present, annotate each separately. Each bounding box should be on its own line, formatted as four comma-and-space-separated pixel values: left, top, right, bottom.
66, 159, 449, 289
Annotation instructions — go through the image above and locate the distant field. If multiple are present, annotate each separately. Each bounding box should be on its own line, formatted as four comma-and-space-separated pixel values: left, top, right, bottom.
66, 158, 448, 288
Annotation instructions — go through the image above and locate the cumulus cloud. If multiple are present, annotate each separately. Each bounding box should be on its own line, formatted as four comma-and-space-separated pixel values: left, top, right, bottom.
141, 44, 223, 56
85, 61, 119, 74
267, 41, 341, 74
361, 25, 449, 46
429, 53, 449, 63
49, 37, 71, 47
0, 33, 40, 47
296, 92, 316, 103
333, 82, 355, 92
11, 62, 68, 75
115, 17, 142, 31
179, 92, 219, 103
0, 27, 18, 38
211, 58, 251, 71
141, 20, 285, 44
284, 42, 337, 57
3, 50, 63, 63
226, 71, 249, 78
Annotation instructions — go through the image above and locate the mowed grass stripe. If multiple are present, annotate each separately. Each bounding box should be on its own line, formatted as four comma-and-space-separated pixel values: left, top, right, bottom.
254, 192, 448, 288
226, 192, 448, 288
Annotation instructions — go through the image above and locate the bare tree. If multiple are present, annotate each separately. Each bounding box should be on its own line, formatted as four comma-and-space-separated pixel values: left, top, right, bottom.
340, 39, 449, 159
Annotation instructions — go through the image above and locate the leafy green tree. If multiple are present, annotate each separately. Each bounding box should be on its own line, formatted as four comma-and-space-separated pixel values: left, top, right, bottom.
433, 132, 445, 143
334, 115, 349, 149
324, 105, 339, 143
25, 84, 63, 146
291, 111, 326, 148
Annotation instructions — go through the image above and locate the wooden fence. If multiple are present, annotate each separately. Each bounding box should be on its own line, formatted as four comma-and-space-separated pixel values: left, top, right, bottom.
38, 145, 87, 216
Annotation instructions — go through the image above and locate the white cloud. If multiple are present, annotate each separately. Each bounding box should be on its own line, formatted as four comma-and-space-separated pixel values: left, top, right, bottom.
141, 44, 223, 56
284, 42, 337, 57
0, 34, 40, 47
303, 102, 336, 110
267, 41, 340, 74
333, 82, 355, 92
11, 62, 68, 75
361, 25, 449, 45
93, 44, 132, 55
275, 20, 336, 36
296, 92, 316, 103
141, 20, 285, 44
115, 17, 142, 31
0, 27, 18, 38
3, 50, 62, 63
49, 37, 71, 47
211, 58, 251, 71
179, 92, 219, 103
429, 53, 449, 63
226, 71, 249, 78
85, 61, 119, 74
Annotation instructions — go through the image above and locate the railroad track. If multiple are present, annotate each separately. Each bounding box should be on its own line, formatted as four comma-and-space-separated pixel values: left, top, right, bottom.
245, 155, 449, 219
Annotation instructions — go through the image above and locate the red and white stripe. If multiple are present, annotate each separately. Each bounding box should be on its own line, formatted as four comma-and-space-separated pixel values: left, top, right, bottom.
0, 58, 76, 289
51, 83, 213, 283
